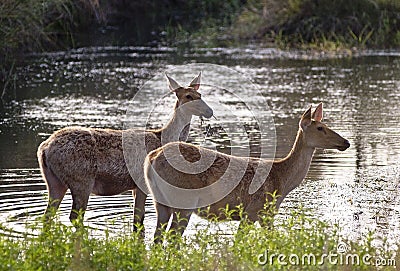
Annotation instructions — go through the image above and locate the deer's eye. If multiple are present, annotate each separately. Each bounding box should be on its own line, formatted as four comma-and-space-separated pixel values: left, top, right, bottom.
317, 127, 323, 131
186, 95, 193, 100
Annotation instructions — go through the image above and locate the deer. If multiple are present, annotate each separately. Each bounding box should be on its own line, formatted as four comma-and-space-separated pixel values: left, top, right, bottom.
144, 103, 350, 242
37, 72, 213, 230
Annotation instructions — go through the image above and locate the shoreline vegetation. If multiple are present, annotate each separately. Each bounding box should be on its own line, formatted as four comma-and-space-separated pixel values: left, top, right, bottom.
2, 1, 400, 49
0, 207, 398, 270
1, 0, 399, 88
2, 0, 400, 59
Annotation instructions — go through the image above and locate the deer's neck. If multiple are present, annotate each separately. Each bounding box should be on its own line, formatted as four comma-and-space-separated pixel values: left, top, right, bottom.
277, 129, 315, 197
159, 101, 192, 143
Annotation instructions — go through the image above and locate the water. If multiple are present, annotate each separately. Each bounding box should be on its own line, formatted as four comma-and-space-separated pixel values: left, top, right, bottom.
1, 46, 400, 244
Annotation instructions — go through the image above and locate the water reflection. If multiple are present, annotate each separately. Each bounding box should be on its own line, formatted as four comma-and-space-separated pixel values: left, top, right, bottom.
0, 47, 400, 243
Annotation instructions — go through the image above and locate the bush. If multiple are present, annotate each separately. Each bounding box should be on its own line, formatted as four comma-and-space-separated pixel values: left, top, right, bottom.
0, 206, 396, 270
0, 0, 105, 94
233, 0, 400, 49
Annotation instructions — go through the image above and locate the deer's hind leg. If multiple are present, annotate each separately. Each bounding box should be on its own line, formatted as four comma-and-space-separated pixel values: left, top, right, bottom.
69, 178, 94, 223
41, 164, 68, 220
154, 202, 173, 244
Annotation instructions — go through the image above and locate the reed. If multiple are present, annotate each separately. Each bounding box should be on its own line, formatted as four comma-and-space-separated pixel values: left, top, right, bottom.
231, 0, 400, 49
0, 0, 101, 91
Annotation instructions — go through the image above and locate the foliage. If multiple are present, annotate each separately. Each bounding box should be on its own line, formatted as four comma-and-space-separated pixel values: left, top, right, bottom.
231, 0, 400, 49
0, 205, 397, 270
0, 0, 101, 91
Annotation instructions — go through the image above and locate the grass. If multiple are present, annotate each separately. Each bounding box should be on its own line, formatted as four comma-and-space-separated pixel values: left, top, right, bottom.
1, 0, 399, 66
0, 204, 397, 270
230, 0, 400, 50
1, 0, 399, 57
171, 0, 400, 50
0, 0, 101, 95
0, 0, 102, 54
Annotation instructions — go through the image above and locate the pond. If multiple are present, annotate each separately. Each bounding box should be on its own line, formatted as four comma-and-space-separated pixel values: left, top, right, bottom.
1, 46, 400, 244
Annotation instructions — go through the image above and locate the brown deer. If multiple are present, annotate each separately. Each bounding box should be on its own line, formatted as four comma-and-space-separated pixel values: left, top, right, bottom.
144, 103, 350, 242
37, 73, 213, 230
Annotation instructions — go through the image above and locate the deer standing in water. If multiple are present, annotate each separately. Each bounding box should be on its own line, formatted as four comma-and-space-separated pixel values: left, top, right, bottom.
144, 103, 350, 242
37, 73, 213, 229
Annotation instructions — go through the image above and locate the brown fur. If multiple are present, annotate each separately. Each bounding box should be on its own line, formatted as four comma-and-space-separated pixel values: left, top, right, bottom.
144, 103, 350, 241
38, 73, 213, 227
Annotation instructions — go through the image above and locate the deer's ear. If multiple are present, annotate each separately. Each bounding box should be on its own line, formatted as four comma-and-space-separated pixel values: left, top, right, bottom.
189, 72, 201, 91
300, 106, 312, 130
166, 73, 182, 92
312, 102, 323, 122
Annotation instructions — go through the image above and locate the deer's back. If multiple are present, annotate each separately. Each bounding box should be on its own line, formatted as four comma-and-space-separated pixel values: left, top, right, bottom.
148, 142, 278, 218
38, 127, 160, 189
